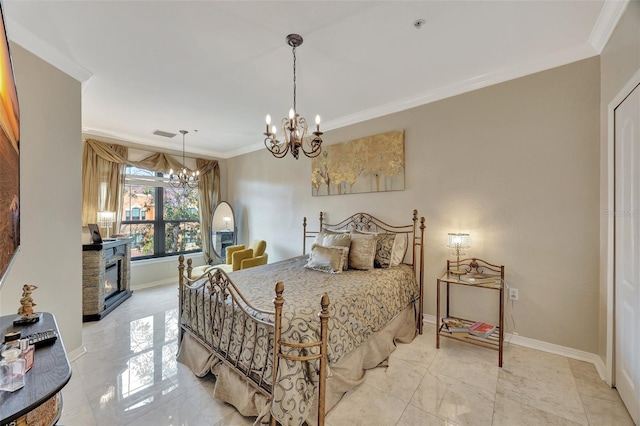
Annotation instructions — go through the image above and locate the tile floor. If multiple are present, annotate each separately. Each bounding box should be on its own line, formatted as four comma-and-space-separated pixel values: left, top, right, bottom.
60, 284, 634, 426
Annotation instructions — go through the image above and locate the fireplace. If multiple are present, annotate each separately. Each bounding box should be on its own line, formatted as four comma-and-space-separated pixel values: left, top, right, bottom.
82, 238, 133, 321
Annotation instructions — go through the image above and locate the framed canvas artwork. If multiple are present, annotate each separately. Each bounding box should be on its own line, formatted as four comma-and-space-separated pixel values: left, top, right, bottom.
0, 1, 20, 289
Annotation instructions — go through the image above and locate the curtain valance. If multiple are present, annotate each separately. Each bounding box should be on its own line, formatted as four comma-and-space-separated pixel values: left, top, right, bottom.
82, 138, 220, 262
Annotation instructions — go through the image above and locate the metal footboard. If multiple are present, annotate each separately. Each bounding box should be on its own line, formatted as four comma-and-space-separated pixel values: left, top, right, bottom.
179, 256, 277, 395
178, 255, 331, 425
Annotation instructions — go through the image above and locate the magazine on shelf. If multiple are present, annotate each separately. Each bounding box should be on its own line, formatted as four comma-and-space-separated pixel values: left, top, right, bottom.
441, 317, 469, 333
468, 321, 497, 338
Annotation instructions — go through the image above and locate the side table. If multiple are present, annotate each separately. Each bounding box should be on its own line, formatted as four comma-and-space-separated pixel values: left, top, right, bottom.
0, 312, 71, 425
436, 258, 505, 367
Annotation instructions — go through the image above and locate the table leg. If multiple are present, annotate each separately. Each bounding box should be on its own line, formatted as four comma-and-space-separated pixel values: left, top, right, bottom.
436, 279, 440, 349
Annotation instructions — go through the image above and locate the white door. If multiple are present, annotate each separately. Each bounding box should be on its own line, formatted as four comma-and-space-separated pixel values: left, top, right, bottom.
615, 81, 640, 425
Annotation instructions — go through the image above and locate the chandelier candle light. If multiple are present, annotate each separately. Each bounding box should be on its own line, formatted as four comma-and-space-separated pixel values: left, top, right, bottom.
264, 34, 323, 159
169, 130, 199, 188
447, 233, 471, 275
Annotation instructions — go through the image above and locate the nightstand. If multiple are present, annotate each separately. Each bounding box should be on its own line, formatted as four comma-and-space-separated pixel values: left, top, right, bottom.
436, 258, 505, 367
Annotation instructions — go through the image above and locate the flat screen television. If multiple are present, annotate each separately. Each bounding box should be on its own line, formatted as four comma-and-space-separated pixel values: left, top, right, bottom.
0, 0, 20, 289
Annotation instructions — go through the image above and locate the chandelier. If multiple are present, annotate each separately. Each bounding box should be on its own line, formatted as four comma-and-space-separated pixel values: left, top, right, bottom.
264, 34, 323, 159
168, 130, 199, 188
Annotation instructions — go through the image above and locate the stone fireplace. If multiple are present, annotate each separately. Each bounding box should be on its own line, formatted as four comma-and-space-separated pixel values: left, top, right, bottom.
82, 238, 133, 321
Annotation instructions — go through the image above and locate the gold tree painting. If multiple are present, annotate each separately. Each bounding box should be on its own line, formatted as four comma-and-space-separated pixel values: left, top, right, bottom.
312, 130, 404, 196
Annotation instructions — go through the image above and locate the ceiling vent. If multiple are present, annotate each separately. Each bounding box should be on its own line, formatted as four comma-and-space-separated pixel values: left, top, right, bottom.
152, 129, 177, 138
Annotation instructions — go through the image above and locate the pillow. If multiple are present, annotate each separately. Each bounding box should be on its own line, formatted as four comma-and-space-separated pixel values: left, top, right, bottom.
305, 244, 347, 274
312, 228, 348, 246
348, 233, 376, 270
352, 230, 408, 268
322, 233, 351, 270
390, 233, 408, 267
373, 233, 396, 268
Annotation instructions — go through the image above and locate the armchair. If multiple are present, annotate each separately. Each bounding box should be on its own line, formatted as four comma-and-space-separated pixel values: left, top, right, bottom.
188, 240, 268, 278
225, 239, 268, 271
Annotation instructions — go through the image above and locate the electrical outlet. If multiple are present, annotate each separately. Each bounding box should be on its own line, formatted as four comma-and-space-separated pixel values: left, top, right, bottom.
509, 288, 519, 301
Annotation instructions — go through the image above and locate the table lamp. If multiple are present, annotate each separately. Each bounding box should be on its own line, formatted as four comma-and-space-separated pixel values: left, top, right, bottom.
223, 216, 231, 230
97, 211, 116, 238
447, 232, 471, 275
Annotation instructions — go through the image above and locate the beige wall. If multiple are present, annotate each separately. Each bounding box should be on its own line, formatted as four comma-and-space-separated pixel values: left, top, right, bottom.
0, 44, 83, 354
228, 57, 600, 353
598, 2, 640, 361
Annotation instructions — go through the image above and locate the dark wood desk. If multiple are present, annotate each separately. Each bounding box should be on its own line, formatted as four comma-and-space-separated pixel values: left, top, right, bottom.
0, 312, 71, 425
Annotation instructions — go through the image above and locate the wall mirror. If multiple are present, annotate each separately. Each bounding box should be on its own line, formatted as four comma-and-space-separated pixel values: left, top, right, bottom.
211, 201, 236, 261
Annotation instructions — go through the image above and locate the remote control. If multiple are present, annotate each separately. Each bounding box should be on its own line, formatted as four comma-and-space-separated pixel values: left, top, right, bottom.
24, 329, 58, 348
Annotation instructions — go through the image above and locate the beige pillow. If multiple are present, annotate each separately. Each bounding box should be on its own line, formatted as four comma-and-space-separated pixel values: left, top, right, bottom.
305, 244, 347, 274
312, 228, 348, 246
322, 233, 351, 270
348, 233, 376, 270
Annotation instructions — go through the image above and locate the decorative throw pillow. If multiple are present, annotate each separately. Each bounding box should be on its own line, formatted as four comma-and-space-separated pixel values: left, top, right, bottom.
348, 233, 376, 270
322, 233, 351, 270
373, 233, 396, 268
305, 244, 347, 274
351, 230, 409, 267
390, 233, 408, 266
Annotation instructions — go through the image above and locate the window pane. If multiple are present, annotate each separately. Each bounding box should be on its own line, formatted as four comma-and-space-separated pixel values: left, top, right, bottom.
122, 185, 155, 223
120, 223, 155, 258
165, 222, 201, 254
163, 187, 199, 220
126, 166, 156, 177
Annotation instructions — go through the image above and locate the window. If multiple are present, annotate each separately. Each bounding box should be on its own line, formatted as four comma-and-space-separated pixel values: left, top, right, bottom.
120, 166, 201, 259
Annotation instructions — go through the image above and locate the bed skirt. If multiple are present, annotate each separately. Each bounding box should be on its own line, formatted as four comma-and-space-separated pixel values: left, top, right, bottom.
176, 304, 417, 425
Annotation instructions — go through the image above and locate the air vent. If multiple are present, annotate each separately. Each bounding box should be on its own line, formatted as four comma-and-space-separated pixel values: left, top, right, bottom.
152, 129, 177, 138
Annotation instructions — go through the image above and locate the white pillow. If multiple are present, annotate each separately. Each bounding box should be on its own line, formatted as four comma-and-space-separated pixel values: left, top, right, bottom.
390, 233, 408, 266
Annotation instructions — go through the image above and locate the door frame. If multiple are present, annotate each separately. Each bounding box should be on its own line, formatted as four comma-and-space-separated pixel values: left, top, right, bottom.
606, 67, 640, 386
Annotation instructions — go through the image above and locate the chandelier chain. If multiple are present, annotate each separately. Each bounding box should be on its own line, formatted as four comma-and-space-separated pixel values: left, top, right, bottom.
168, 129, 199, 188
292, 45, 297, 113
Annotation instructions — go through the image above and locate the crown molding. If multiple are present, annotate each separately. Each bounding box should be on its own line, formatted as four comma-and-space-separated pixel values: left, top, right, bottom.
230, 44, 598, 159
82, 128, 229, 160
5, 17, 93, 83
589, 0, 630, 53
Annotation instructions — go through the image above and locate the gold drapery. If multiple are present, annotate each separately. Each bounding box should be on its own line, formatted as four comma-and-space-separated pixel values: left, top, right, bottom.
82, 139, 220, 260
81, 140, 128, 233
197, 158, 221, 263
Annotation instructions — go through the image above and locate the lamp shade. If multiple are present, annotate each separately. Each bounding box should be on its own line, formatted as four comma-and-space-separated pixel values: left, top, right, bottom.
97, 211, 115, 229
447, 233, 471, 256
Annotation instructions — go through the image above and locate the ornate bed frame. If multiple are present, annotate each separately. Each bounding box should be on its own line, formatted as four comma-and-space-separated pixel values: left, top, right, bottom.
177, 210, 425, 425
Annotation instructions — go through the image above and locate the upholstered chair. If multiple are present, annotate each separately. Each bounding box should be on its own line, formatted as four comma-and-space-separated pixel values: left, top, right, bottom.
188, 240, 268, 277
225, 239, 268, 271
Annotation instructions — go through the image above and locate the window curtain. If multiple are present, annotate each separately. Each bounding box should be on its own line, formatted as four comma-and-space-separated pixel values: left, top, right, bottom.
82, 140, 219, 259
197, 158, 220, 264
81, 140, 128, 235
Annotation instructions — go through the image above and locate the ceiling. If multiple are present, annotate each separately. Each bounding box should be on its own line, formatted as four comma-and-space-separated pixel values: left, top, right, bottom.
3, 1, 626, 159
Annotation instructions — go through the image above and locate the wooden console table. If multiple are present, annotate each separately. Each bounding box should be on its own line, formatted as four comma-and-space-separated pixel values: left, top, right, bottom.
0, 312, 71, 425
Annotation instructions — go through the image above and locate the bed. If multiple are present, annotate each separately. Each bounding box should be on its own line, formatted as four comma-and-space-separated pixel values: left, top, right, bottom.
176, 211, 425, 425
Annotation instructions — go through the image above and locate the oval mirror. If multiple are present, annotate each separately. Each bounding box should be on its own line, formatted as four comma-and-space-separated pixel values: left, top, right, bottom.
211, 201, 236, 261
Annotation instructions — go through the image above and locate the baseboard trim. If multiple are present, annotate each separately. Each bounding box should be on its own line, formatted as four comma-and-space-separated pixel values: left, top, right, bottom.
423, 315, 606, 380
67, 345, 87, 362
131, 278, 175, 291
